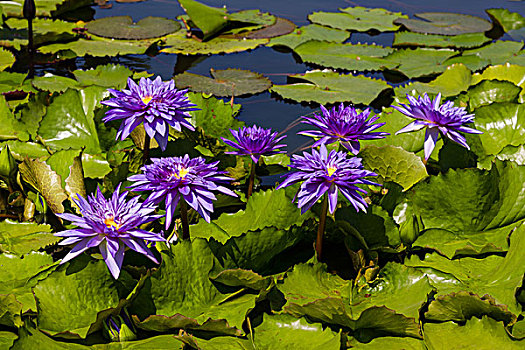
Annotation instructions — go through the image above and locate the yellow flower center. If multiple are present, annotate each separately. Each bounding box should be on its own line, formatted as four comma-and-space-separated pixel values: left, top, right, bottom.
327, 166, 337, 177
173, 167, 190, 179
104, 216, 121, 230
141, 95, 153, 105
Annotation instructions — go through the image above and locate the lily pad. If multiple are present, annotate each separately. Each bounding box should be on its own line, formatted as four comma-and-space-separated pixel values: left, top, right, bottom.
486, 8, 525, 32
270, 70, 391, 105
174, 69, 271, 97
294, 40, 394, 71
383, 47, 457, 78
471, 64, 525, 103
424, 316, 523, 350
309, 6, 408, 32
178, 0, 229, 39
38, 37, 156, 57
393, 31, 490, 48
394, 12, 492, 35
0, 48, 15, 71
85, 16, 181, 40
465, 79, 521, 111
230, 17, 296, 39
460, 41, 524, 66
161, 30, 268, 55
0, 95, 30, 141
0, 220, 59, 255
31, 74, 79, 93
269, 24, 350, 50
0, 0, 87, 17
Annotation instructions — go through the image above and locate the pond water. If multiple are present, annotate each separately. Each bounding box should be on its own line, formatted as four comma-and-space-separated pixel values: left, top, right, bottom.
78, 0, 524, 154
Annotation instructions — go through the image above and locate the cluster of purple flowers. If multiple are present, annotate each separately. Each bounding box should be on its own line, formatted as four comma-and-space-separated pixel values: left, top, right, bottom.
56, 75, 482, 277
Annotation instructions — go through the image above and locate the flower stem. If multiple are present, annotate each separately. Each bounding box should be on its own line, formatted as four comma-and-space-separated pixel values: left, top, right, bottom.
316, 194, 328, 260
247, 160, 256, 199
143, 134, 151, 165
180, 199, 190, 240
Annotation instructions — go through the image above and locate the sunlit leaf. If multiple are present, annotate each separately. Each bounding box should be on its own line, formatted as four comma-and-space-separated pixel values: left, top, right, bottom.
394, 12, 492, 35
0, 220, 59, 255
269, 24, 350, 50
393, 31, 490, 48
86, 16, 181, 40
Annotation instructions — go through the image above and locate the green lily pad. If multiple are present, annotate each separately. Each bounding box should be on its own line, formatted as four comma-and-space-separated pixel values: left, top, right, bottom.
230, 17, 296, 39
161, 30, 268, 55
0, 95, 30, 142
33, 258, 133, 338
460, 41, 524, 66
190, 189, 311, 243
85, 16, 181, 40
360, 145, 428, 191
471, 64, 525, 103
0, 48, 15, 71
270, 70, 391, 105
395, 63, 472, 97
0, 294, 23, 328
82, 153, 111, 179
347, 336, 425, 349
0, 72, 34, 94
294, 40, 394, 71
486, 8, 525, 32
424, 291, 515, 324
0, 0, 87, 17
1, 141, 49, 160
4, 17, 77, 46
309, 6, 408, 32
465, 80, 522, 111
0, 331, 17, 349
269, 24, 350, 50
424, 316, 523, 350
0, 220, 59, 255
31, 74, 79, 93
383, 47, 457, 78
38, 36, 156, 57
178, 0, 229, 39
0, 252, 57, 313
175, 69, 271, 97
228, 9, 276, 28
393, 31, 490, 48
73, 64, 132, 89
394, 12, 492, 35
187, 92, 243, 139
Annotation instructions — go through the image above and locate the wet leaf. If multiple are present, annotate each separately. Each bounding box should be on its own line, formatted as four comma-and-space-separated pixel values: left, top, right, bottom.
0, 220, 59, 255
39, 37, 156, 57
269, 24, 350, 50
309, 6, 408, 32
465, 80, 521, 111
161, 30, 268, 55
0, 294, 23, 328
294, 41, 394, 71
383, 47, 457, 78
86, 16, 181, 40
270, 70, 391, 105
486, 8, 525, 32
230, 17, 295, 39
393, 31, 490, 48
0, 95, 30, 141
31, 74, 79, 93
175, 69, 271, 97
0, 48, 15, 71
178, 0, 229, 39
460, 41, 524, 66
394, 12, 492, 35
471, 64, 525, 103
359, 145, 428, 190
73, 64, 132, 88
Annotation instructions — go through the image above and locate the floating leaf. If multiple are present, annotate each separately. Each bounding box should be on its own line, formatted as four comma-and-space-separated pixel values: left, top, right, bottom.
309, 6, 408, 32
190, 189, 311, 243
471, 64, 525, 103
187, 92, 243, 139
486, 8, 525, 32
0, 72, 33, 94
175, 69, 271, 97
86, 16, 181, 40
0, 331, 17, 349
178, 0, 229, 39
73, 64, 132, 88
38, 89, 101, 153
269, 24, 350, 50
31, 74, 79, 93
39, 37, 156, 57
0, 0, 89, 17
4, 17, 77, 46
0, 252, 57, 313
393, 31, 490, 48
384, 47, 457, 78
46, 149, 86, 208
424, 316, 523, 349
347, 336, 425, 349
0, 220, 58, 255
460, 41, 524, 66
424, 291, 515, 324
396, 63, 472, 97
33, 258, 132, 338
394, 12, 492, 35
0, 95, 30, 142
1, 141, 49, 160
360, 145, 428, 190
465, 80, 521, 111
270, 70, 391, 105
18, 158, 68, 214
82, 154, 111, 179
161, 30, 268, 55
230, 17, 296, 39
0, 294, 23, 328
294, 41, 393, 71
0, 48, 15, 71
228, 9, 276, 28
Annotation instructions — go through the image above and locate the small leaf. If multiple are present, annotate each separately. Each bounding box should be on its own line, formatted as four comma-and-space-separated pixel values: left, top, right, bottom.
394, 12, 492, 35
269, 24, 350, 50
393, 31, 490, 48
86, 16, 181, 40
178, 0, 229, 39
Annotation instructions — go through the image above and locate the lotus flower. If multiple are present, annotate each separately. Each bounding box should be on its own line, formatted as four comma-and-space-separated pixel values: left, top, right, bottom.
101, 76, 199, 150
394, 93, 482, 160
277, 144, 378, 214
128, 155, 237, 229
55, 185, 164, 279
221, 125, 287, 163
299, 104, 388, 154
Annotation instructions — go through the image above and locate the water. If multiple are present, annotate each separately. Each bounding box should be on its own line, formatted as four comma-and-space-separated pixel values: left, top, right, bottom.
90, 1, 525, 152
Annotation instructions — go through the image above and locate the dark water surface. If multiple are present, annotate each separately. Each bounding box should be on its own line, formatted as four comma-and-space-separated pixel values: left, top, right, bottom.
92, 0, 525, 153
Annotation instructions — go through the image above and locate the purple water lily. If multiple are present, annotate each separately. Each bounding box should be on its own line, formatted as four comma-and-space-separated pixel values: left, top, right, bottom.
101, 76, 199, 151
299, 104, 388, 154
277, 144, 378, 215
55, 185, 164, 279
394, 93, 482, 160
221, 125, 287, 164
128, 155, 237, 230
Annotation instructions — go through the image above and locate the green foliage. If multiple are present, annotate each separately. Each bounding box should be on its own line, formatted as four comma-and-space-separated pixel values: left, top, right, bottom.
85, 16, 181, 40
269, 24, 350, 50
394, 12, 492, 35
